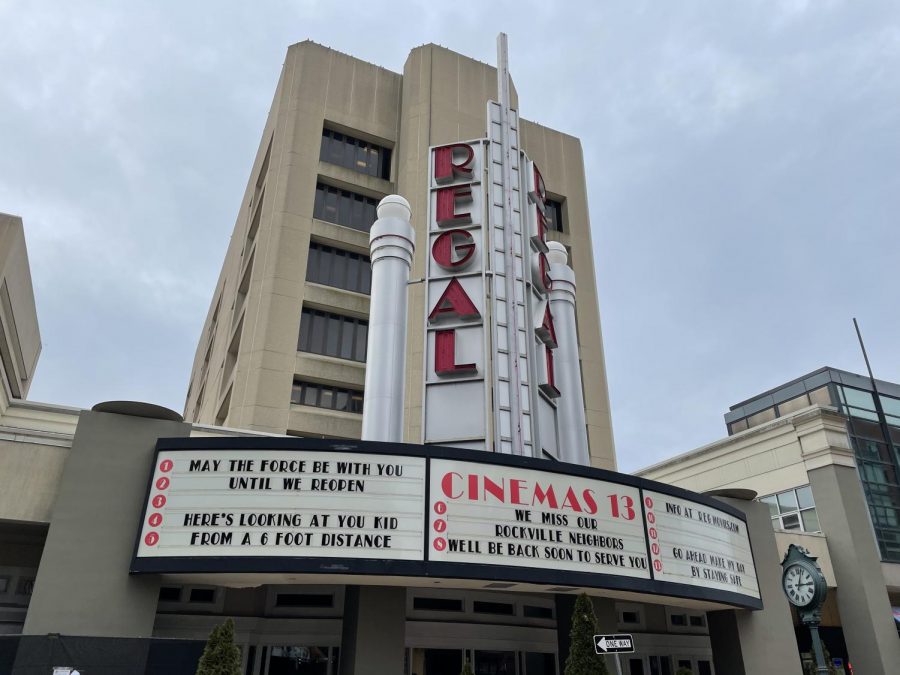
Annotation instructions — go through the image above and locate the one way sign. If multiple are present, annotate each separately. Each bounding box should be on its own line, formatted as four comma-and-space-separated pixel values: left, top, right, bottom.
593, 634, 635, 654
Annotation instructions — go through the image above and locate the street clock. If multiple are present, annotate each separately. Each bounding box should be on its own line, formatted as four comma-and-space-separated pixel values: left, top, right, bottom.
781, 544, 830, 674
780, 544, 827, 621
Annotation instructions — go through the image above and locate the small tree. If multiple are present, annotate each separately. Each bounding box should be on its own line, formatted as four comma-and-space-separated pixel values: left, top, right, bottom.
675, 668, 693, 675
196, 618, 241, 675
564, 593, 610, 675
460, 659, 475, 675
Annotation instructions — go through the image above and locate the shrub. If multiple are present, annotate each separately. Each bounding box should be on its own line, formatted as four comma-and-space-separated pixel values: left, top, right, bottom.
564, 593, 610, 675
196, 618, 241, 675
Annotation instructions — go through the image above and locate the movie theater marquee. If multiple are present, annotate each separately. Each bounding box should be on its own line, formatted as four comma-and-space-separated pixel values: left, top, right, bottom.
133, 438, 761, 609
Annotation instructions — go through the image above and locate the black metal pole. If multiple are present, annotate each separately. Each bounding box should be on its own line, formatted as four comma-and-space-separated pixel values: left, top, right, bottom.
809, 624, 829, 674
853, 318, 877, 386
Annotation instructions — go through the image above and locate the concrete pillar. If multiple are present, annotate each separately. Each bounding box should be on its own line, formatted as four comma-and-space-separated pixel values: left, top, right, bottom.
807, 463, 900, 673
18, 405, 188, 674
361, 195, 415, 443
24, 406, 188, 637
707, 497, 803, 675
339, 586, 406, 675
546, 242, 589, 466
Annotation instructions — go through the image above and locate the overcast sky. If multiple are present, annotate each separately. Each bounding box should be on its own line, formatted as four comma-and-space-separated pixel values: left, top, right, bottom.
2, 1, 898, 472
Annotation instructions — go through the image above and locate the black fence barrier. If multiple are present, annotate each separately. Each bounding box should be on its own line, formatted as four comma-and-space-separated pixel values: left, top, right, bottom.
0, 634, 205, 675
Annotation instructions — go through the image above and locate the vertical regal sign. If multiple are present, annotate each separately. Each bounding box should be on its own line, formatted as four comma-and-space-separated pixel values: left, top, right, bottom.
422, 36, 567, 460
423, 142, 491, 450
423, 134, 562, 457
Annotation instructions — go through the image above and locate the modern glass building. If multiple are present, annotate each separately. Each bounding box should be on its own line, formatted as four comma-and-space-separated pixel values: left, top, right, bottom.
725, 366, 900, 562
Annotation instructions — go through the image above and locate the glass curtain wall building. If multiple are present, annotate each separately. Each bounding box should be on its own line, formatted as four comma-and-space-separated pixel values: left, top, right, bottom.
725, 366, 900, 562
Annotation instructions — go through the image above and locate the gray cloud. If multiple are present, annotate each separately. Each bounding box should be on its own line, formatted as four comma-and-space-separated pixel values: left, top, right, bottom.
2, 1, 898, 471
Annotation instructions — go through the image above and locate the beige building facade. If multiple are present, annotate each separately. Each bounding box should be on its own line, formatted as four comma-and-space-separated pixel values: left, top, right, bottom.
638, 369, 900, 674
183, 41, 616, 469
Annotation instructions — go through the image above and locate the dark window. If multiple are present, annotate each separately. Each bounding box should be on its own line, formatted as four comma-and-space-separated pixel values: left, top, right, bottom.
158, 586, 181, 602
670, 613, 687, 626
473, 601, 514, 615
677, 661, 691, 669
629, 659, 645, 675
320, 128, 391, 178
621, 611, 640, 624
545, 199, 564, 232
698, 661, 712, 675
298, 308, 368, 362
189, 588, 216, 603
649, 655, 672, 675
523, 605, 554, 619
525, 652, 556, 675
689, 615, 705, 627
275, 593, 333, 608
292, 381, 364, 414
307, 243, 371, 294
313, 183, 379, 232
413, 596, 464, 612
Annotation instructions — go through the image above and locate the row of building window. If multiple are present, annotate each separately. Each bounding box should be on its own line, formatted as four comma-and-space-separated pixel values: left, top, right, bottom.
313, 180, 567, 236
759, 485, 820, 533
409, 596, 553, 619
728, 386, 831, 434
732, 384, 900, 436
320, 128, 391, 179
291, 380, 364, 414
297, 307, 368, 362
313, 183, 379, 232
841, 398, 900, 561
838, 385, 900, 427
0, 575, 33, 597
307, 242, 372, 295
159, 586, 216, 604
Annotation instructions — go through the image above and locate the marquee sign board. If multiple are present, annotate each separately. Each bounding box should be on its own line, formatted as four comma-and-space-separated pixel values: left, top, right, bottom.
642, 490, 759, 598
132, 438, 761, 610
135, 450, 426, 561
428, 459, 649, 579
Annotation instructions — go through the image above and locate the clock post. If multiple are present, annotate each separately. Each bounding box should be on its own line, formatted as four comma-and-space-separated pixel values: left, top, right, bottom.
781, 544, 829, 674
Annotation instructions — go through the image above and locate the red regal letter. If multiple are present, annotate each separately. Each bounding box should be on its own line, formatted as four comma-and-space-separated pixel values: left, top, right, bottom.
529, 163, 547, 209
435, 329, 476, 375
435, 185, 473, 227
536, 306, 558, 348
541, 346, 561, 399
433, 144, 475, 184
428, 278, 480, 323
432, 229, 476, 270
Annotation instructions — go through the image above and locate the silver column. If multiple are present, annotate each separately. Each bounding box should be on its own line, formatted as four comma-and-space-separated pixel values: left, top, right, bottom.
546, 241, 589, 465
361, 195, 415, 442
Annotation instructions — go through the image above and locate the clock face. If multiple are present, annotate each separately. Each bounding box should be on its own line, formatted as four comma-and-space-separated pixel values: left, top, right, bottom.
783, 563, 817, 607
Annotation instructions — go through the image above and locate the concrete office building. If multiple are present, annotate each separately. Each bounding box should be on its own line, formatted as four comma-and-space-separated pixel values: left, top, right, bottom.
182, 41, 616, 470
638, 367, 900, 674
1, 43, 809, 675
